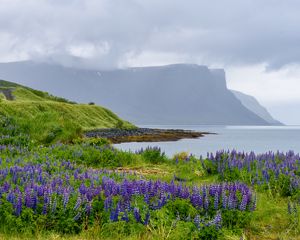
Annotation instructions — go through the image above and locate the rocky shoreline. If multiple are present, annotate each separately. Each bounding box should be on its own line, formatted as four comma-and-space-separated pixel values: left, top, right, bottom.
84, 128, 210, 143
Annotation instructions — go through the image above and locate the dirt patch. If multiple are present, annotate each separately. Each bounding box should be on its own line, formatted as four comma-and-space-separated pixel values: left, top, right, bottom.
116, 167, 169, 176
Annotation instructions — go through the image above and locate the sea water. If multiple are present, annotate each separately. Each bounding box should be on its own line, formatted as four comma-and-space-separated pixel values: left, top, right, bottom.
114, 125, 300, 157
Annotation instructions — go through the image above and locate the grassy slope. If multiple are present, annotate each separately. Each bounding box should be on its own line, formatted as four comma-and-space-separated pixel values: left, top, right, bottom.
0, 80, 134, 143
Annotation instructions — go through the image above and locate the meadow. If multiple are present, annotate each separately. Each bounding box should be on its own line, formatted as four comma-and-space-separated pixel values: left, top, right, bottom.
0, 115, 299, 240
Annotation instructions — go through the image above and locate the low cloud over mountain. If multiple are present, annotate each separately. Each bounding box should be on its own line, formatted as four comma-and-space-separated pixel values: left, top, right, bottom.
0, 61, 281, 125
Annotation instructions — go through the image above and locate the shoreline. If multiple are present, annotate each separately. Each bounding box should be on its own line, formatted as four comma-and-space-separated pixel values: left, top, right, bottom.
84, 128, 212, 143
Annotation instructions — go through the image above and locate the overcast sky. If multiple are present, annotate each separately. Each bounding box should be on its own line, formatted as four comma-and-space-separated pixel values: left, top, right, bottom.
0, 0, 300, 124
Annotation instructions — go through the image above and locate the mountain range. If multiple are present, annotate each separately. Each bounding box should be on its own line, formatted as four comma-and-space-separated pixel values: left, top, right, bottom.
0, 61, 282, 125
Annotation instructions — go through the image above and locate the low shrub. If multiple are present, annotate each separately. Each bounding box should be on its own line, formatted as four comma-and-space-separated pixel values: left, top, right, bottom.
139, 147, 167, 164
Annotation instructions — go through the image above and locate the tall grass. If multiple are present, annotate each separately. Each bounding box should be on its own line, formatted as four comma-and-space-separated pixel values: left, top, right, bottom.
0, 86, 134, 144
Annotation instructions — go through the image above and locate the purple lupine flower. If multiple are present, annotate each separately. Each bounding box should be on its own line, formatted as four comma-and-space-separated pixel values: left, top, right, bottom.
194, 215, 201, 229
42, 201, 48, 215
204, 194, 209, 211
15, 193, 22, 216
104, 197, 112, 211
31, 191, 37, 211
42, 189, 49, 214
214, 211, 222, 229
158, 195, 167, 209
3, 181, 10, 192
110, 206, 119, 222
209, 185, 217, 196
228, 192, 236, 209
134, 207, 141, 223
239, 194, 248, 211
74, 196, 81, 211
63, 190, 70, 209
86, 190, 93, 202
144, 194, 150, 205
24, 188, 32, 208
222, 191, 228, 209
121, 211, 129, 222
85, 202, 92, 215
6, 191, 15, 204
74, 212, 81, 221
79, 183, 87, 195
144, 211, 150, 225
190, 190, 202, 209
214, 192, 219, 210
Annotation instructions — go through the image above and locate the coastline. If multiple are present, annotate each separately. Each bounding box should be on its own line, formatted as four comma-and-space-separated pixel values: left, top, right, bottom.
84, 128, 211, 143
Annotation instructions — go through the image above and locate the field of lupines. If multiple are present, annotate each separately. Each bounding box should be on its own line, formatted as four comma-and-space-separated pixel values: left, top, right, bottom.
0, 146, 257, 239
0, 116, 299, 239
202, 150, 300, 199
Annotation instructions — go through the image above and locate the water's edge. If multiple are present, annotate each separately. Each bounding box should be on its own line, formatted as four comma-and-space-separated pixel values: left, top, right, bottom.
114, 125, 300, 157
85, 127, 212, 143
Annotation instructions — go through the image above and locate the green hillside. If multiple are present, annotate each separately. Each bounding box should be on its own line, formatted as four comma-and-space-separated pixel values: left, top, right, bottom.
0, 80, 134, 143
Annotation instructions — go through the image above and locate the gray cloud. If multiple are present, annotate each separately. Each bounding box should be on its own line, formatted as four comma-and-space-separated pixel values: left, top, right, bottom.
1, 0, 300, 69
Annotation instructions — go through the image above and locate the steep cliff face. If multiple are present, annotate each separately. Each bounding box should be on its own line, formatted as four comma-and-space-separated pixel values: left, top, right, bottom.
231, 90, 283, 125
0, 61, 270, 125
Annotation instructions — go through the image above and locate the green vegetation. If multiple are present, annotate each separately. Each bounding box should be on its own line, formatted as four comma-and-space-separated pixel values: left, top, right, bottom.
0, 80, 298, 239
0, 93, 5, 101
0, 80, 134, 144
0, 113, 299, 240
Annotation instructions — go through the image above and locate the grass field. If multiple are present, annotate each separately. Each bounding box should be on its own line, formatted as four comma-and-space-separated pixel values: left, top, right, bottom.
0, 80, 299, 239
0, 121, 298, 239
